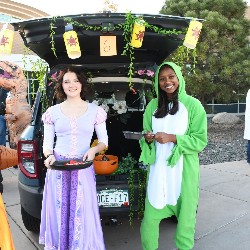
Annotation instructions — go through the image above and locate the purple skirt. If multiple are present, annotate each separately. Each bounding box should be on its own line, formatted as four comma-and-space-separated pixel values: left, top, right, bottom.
39, 153, 105, 250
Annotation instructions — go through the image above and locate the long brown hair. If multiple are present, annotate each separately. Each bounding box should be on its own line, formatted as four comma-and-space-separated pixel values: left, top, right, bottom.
55, 66, 88, 101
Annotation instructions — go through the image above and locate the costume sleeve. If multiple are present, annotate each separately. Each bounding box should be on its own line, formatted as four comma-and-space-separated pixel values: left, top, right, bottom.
95, 106, 108, 147
167, 101, 207, 167
95, 106, 107, 125
139, 99, 157, 165
42, 108, 55, 151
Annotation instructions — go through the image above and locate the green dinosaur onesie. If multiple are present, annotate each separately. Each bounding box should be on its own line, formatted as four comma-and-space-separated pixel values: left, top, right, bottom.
139, 62, 207, 250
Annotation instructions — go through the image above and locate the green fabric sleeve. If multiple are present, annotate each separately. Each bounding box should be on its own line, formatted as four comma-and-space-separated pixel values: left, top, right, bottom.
139, 99, 157, 165
167, 100, 207, 167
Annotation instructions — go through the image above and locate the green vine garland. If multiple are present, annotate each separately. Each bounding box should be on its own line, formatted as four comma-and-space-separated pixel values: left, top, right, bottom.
128, 169, 136, 225
22, 46, 51, 111
50, 16, 58, 58
127, 168, 147, 225
48, 12, 192, 90
115, 153, 147, 225
25, 12, 198, 95
137, 168, 147, 219
169, 45, 197, 74
120, 12, 135, 89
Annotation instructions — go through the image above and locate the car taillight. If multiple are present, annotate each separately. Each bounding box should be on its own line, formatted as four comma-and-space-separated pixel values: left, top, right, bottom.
18, 140, 39, 179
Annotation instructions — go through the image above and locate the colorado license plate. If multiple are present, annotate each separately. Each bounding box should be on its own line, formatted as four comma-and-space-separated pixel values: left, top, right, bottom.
97, 188, 129, 207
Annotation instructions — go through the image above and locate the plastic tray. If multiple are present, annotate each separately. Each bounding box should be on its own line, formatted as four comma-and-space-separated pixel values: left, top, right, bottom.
123, 131, 143, 140
50, 160, 93, 170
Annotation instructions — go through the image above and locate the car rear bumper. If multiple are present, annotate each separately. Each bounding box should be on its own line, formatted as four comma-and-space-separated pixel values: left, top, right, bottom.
18, 173, 143, 220
97, 179, 141, 217
18, 181, 135, 219
18, 180, 43, 219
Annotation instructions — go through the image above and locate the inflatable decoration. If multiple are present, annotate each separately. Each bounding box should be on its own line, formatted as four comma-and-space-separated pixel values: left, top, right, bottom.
0, 145, 18, 170
0, 194, 15, 250
0, 61, 32, 149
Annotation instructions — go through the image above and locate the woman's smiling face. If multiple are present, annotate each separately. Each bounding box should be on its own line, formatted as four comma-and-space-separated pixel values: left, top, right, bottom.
158, 66, 179, 98
62, 72, 82, 98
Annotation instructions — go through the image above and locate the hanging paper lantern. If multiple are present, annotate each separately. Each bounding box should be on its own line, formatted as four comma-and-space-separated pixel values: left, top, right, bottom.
63, 30, 81, 59
130, 19, 145, 48
183, 20, 202, 49
0, 25, 14, 55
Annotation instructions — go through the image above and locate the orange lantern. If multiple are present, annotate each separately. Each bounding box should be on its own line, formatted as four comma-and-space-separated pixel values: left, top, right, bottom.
130, 18, 145, 48
0, 24, 14, 55
63, 24, 81, 59
183, 20, 202, 49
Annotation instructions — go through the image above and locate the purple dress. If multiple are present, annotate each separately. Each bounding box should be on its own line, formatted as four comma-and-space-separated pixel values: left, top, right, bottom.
39, 103, 108, 250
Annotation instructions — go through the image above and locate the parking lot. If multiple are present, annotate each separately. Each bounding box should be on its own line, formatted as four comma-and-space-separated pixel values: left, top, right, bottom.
2, 160, 250, 250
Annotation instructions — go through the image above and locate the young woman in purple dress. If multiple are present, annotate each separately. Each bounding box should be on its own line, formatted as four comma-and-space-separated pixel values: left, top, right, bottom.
39, 66, 108, 250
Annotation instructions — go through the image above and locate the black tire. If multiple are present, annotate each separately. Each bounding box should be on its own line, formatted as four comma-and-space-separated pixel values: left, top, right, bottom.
21, 206, 40, 233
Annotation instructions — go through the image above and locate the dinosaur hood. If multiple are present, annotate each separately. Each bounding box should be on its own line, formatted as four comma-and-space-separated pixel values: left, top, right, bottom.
153, 61, 186, 100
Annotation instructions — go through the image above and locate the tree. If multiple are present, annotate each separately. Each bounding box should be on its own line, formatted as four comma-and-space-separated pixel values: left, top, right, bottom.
161, 0, 250, 107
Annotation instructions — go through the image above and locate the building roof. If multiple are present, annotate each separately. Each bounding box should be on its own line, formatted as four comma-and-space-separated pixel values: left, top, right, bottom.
0, 0, 49, 20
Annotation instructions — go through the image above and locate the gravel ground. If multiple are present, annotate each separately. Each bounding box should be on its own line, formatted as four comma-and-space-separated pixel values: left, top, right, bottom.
199, 115, 247, 165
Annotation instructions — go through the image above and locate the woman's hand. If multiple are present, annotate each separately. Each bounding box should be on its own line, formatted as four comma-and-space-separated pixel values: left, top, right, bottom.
154, 132, 177, 144
143, 131, 155, 144
44, 154, 56, 168
82, 147, 97, 161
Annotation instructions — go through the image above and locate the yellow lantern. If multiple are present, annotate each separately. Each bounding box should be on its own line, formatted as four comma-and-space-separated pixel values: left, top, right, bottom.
183, 20, 203, 49
0, 24, 14, 55
63, 29, 81, 59
130, 19, 145, 48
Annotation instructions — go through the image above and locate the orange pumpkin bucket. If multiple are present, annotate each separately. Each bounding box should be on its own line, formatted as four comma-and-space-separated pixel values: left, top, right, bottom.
94, 155, 118, 175
0, 146, 18, 170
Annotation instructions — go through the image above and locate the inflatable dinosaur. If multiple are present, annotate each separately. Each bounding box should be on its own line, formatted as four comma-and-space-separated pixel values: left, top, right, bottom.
0, 61, 32, 170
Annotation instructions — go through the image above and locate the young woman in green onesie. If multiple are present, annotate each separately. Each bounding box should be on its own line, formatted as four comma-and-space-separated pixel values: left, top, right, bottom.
139, 62, 207, 250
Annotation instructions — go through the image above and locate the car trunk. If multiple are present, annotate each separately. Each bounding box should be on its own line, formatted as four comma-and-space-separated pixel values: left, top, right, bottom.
11, 13, 193, 73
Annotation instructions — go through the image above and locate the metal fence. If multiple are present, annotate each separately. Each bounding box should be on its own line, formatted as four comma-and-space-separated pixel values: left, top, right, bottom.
205, 102, 246, 114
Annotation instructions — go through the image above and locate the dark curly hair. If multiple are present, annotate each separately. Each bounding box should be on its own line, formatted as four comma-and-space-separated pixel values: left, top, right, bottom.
55, 66, 88, 101
154, 64, 179, 118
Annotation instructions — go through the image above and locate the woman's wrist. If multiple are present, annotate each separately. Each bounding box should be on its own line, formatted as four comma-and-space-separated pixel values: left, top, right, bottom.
169, 134, 177, 143
94, 144, 106, 155
46, 153, 54, 159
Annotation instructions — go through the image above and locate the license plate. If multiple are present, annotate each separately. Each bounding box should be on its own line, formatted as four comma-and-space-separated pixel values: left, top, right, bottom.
97, 188, 129, 208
